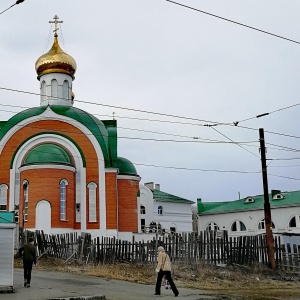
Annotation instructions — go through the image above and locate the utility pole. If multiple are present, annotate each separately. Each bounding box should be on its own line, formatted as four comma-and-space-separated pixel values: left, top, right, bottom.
259, 128, 276, 270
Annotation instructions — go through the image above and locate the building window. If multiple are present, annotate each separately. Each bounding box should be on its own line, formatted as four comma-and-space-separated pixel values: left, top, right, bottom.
23, 181, 29, 222
60, 180, 68, 221
258, 219, 275, 230
140, 205, 145, 214
88, 182, 97, 222
51, 79, 58, 99
0, 184, 8, 211
63, 80, 69, 100
231, 220, 246, 232
141, 219, 145, 232
206, 222, 219, 231
158, 206, 163, 215
289, 216, 300, 228
170, 226, 176, 233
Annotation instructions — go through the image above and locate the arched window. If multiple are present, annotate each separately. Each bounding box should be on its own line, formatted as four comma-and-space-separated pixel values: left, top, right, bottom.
41, 81, 46, 101
258, 219, 275, 230
140, 205, 146, 214
88, 182, 97, 222
206, 222, 219, 231
23, 181, 29, 222
158, 205, 163, 215
51, 79, 58, 99
289, 216, 300, 228
231, 220, 246, 232
63, 80, 69, 100
60, 179, 68, 221
0, 184, 8, 211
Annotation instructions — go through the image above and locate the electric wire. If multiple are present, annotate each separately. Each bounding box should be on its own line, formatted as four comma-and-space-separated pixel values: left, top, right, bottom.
164, 0, 300, 46
0, 0, 25, 15
0, 87, 229, 125
210, 126, 260, 159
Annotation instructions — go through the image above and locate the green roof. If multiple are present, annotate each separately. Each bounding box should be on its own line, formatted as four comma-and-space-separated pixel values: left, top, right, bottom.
151, 189, 194, 204
0, 105, 138, 173
23, 143, 73, 166
116, 156, 138, 176
0, 106, 116, 168
199, 190, 300, 215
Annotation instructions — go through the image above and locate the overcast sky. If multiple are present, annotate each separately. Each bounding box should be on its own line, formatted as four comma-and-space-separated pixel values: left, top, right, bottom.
1, 0, 300, 203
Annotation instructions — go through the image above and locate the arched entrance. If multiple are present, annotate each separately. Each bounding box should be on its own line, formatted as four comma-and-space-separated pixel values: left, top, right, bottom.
36, 200, 51, 234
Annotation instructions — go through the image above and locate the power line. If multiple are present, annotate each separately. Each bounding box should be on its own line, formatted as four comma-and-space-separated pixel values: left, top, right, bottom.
164, 0, 300, 46
0, 87, 227, 125
1, 143, 260, 175
234, 103, 300, 125
0, 0, 25, 15
209, 126, 260, 159
268, 174, 300, 181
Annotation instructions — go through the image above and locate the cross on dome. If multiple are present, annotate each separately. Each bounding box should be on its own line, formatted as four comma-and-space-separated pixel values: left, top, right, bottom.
49, 15, 63, 37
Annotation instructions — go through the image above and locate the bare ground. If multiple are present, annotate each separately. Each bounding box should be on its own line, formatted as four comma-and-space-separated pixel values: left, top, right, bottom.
15, 257, 300, 300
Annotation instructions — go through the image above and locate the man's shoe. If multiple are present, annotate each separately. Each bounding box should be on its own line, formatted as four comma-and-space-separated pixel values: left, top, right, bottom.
26, 284, 30, 288
174, 293, 179, 297
24, 280, 27, 287
154, 292, 161, 295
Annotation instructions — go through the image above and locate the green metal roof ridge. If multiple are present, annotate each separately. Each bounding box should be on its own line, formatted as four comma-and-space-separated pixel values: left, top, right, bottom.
0, 121, 6, 130
102, 120, 118, 166
0, 106, 47, 142
50, 106, 112, 167
151, 189, 194, 204
199, 190, 300, 215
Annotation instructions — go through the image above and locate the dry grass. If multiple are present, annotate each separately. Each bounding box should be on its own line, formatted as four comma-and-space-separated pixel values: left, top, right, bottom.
15, 257, 300, 299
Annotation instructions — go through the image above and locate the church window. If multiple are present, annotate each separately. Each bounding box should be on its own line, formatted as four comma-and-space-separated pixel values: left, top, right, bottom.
41, 81, 46, 101
0, 184, 8, 211
231, 220, 246, 232
88, 182, 97, 222
23, 181, 29, 222
60, 179, 68, 221
63, 80, 69, 100
158, 205, 163, 215
206, 222, 219, 231
289, 216, 300, 228
140, 205, 145, 214
51, 79, 58, 99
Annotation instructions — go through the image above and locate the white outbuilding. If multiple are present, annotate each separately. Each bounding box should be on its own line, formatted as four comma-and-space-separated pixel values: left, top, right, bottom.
0, 211, 16, 292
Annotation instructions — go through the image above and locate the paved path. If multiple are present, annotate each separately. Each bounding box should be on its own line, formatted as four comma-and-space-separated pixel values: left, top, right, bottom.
2, 269, 220, 300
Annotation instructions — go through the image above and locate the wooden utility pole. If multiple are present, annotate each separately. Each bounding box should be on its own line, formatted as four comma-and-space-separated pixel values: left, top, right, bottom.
259, 128, 276, 270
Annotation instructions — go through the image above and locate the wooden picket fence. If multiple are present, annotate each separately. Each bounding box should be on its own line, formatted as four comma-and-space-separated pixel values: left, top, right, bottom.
19, 229, 300, 273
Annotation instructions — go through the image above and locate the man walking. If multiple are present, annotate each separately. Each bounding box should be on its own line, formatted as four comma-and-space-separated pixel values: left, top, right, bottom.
155, 246, 179, 297
19, 237, 37, 288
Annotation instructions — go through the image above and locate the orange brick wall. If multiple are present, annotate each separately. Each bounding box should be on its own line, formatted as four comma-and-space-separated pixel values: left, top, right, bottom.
117, 178, 139, 232
19, 168, 75, 229
0, 119, 100, 225
105, 172, 117, 229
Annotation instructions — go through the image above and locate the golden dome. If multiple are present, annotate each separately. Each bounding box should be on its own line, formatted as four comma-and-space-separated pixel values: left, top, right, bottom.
35, 35, 77, 79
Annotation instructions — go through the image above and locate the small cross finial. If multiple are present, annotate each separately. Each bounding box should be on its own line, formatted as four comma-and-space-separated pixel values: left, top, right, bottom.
49, 15, 63, 37
112, 112, 116, 120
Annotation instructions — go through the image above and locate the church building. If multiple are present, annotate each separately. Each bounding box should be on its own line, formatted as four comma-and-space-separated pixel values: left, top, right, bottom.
0, 16, 140, 239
